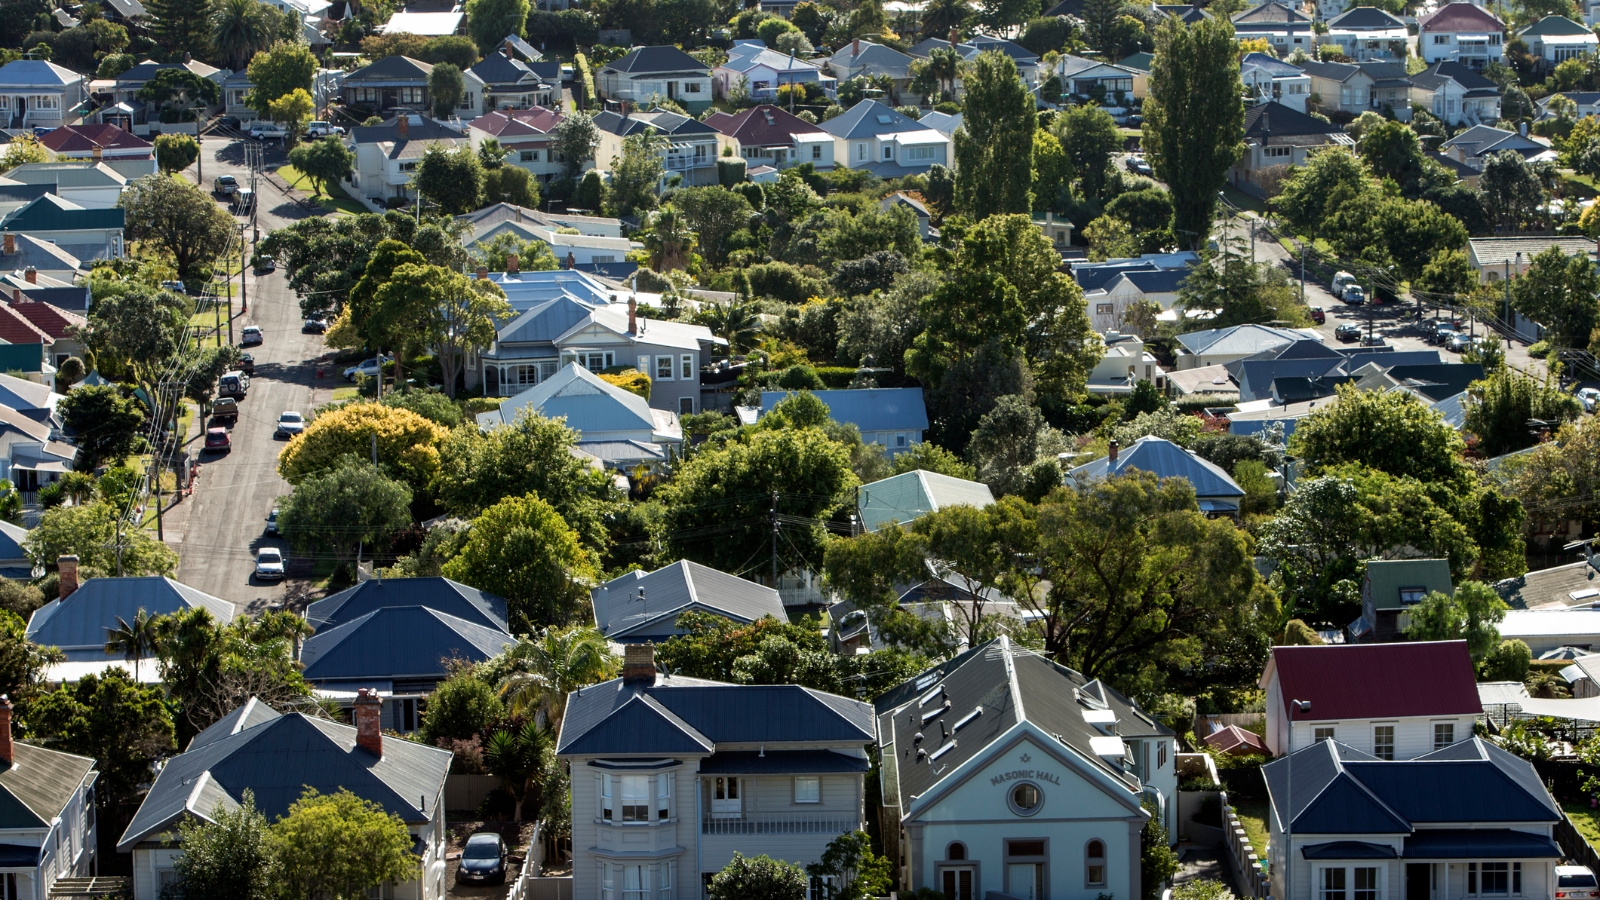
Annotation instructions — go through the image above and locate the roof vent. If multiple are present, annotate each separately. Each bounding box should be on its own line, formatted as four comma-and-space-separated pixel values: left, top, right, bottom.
915, 748, 927, 763
930, 741, 956, 760
952, 708, 982, 732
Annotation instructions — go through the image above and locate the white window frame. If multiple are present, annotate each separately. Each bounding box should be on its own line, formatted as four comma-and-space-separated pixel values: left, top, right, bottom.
656, 355, 674, 380
599, 773, 613, 820
1434, 722, 1456, 749
1373, 725, 1395, 760
1313, 726, 1336, 742
656, 772, 673, 820
1467, 862, 1523, 897
1318, 865, 1385, 900
680, 354, 693, 380
794, 776, 821, 804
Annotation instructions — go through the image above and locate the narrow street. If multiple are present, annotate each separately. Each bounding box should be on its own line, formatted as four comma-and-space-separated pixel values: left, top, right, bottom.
168, 135, 332, 611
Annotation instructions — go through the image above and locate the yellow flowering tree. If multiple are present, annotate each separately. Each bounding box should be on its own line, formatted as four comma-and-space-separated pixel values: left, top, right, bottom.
276, 402, 446, 492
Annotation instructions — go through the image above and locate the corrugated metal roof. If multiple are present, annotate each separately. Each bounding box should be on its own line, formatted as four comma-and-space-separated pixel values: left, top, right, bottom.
1263, 641, 1482, 720
1365, 558, 1453, 610
0, 742, 95, 829
759, 388, 929, 432
187, 696, 281, 751
299, 606, 513, 683
698, 750, 870, 774
26, 577, 235, 657
1403, 830, 1561, 858
1302, 841, 1396, 859
1068, 436, 1245, 500
487, 363, 668, 440
591, 559, 784, 639
307, 577, 508, 632
858, 470, 995, 533
1501, 608, 1600, 639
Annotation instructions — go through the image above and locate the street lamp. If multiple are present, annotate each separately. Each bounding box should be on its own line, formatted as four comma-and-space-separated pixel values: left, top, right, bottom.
1284, 699, 1312, 900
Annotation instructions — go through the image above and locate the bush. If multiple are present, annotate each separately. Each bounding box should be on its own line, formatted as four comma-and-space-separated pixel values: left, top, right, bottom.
1482, 638, 1532, 683
419, 672, 504, 745
600, 369, 652, 399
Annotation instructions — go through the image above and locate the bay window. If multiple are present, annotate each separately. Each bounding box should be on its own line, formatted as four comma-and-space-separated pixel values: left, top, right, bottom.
597, 770, 674, 823
1319, 866, 1383, 900
600, 863, 674, 900
620, 775, 651, 822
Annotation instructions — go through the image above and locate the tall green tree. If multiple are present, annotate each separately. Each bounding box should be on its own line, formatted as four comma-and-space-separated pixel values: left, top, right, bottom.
483, 721, 551, 821
1512, 244, 1600, 348
370, 263, 509, 397
954, 51, 1036, 218
104, 609, 158, 683
121, 174, 236, 280
441, 494, 600, 630
26, 502, 177, 576
413, 142, 485, 214
1465, 367, 1583, 457
1142, 15, 1245, 248
270, 789, 418, 900
1290, 384, 1469, 486
1404, 581, 1508, 662
58, 385, 145, 471
145, 0, 210, 55
155, 133, 200, 175
606, 132, 666, 217
151, 608, 313, 744
1053, 103, 1122, 204
1275, 149, 1371, 239
25, 668, 176, 810
429, 62, 465, 118
496, 625, 618, 730
246, 41, 317, 119
465, 0, 530, 55
276, 455, 414, 568
287, 136, 354, 197
1481, 149, 1548, 232
210, 0, 275, 71
552, 112, 601, 181
168, 790, 278, 900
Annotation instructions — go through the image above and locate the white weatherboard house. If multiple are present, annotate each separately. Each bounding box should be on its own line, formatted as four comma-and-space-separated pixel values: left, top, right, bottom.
557, 644, 875, 900
0, 698, 98, 900
877, 636, 1177, 900
0, 60, 86, 130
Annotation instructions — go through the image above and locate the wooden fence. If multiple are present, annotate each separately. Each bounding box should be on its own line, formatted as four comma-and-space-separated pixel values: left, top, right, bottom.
1219, 791, 1270, 899
510, 822, 574, 900
1557, 810, 1600, 874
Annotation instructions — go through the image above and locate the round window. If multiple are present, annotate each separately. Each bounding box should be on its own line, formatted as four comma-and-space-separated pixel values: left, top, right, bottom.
1008, 782, 1043, 816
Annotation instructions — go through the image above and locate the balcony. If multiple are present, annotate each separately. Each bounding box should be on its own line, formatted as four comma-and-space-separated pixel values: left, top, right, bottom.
700, 813, 860, 835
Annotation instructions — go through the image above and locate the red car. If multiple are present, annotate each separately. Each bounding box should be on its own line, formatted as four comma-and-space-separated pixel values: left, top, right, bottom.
1310, 308, 1326, 324
204, 427, 231, 452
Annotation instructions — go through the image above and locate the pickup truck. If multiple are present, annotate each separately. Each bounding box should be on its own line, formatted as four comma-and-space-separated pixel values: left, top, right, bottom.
305, 121, 346, 138
249, 122, 288, 140
213, 174, 238, 195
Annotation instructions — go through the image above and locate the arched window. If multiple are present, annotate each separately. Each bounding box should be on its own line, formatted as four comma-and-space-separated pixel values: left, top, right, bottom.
1086, 840, 1107, 888
947, 843, 967, 861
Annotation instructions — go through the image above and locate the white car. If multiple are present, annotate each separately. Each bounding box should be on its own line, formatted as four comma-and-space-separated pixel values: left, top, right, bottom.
240, 325, 263, 346
344, 357, 388, 381
1557, 866, 1598, 900
304, 121, 345, 137
1579, 388, 1600, 413
255, 547, 285, 581
276, 411, 305, 438
249, 122, 288, 139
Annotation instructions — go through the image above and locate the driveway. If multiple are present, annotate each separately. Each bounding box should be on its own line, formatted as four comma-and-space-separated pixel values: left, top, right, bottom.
172, 135, 334, 610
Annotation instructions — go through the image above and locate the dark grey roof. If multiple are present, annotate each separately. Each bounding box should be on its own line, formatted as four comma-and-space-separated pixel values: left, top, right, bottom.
1414, 61, 1500, 91
118, 709, 451, 850
0, 742, 95, 829
1303, 841, 1397, 859
821, 99, 931, 139
471, 52, 539, 87
602, 46, 709, 76
1327, 6, 1407, 28
345, 54, 433, 83
1381, 363, 1485, 401
880, 636, 1172, 811
1298, 59, 1361, 82
1519, 14, 1593, 36
186, 696, 281, 751
558, 674, 875, 756
1263, 738, 1561, 837
1118, 268, 1189, 293
25, 577, 235, 657
1076, 260, 1160, 292
1244, 102, 1345, 141
306, 577, 509, 632
1403, 830, 1561, 858
591, 559, 785, 640
348, 115, 466, 146
1232, 1, 1310, 23
697, 750, 871, 774
299, 606, 513, 684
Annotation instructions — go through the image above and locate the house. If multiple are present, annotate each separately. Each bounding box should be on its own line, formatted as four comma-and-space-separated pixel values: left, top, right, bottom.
1056, 55, 1145, 102
1323, 7, 1412, 61
1240, 52, 1310, 112
1498, 608, 1600, 655
857, 469, 995, 533
591, 559, 786, 642
341, 56, 483, 119
458, 204, 636, 267
0, 519, 32, 580
36, 124, 152, 163
1073, 251, 1198, 291
704, 104, 836, 170
1264, 736, 1562, 900
306, 576, 509, 632
0, 184, 51, 221
1419, 2, 1506, 69
1353, 558, 1454, 642
479, 282, 718, 413
1084, 268, 1190, 333
1174, 324, 1319, 370
594, 110, 720, 187
1495, 559, 1600, 610
3, 162, 127, 209
25, 565, 235, 662
0, 289, 86, 370
1034, 211, 1073, 253
0, 232, 84, 284
918, 109, 963, 140
468, 107, 567, 182
469, 45, 557, 110
557, 643, 875, 900
477, 362, 684, 464
1230, 102, 1353, 185
1068, 436, 1247, 513
597, 46, 713, 114
1467, 235, 1594, 282
108, 60, 224, 136
1231, 345, 1449, 403
876, 635, 1178, 900
1153, 3, 1209, 23
0, 60, 86, 130
0, 194, 123, 262
715, 42, 836, 102
820, 99, 951, 176
757, 387, 929, 455
1516, 15, 1596, 66
1409, 62, 1502, 125
0, 403, 73, 495
343, 114, 467, 204
883, 192, 933, 241
1167, 364, 1239, 399
0, 699, 98, 900
909, 35, 1042, 86
826, 39, 916, 97
1538, 90, 1600, 118
1299, 61, 1415, 120
1202, 724, 1269, 756
1558, 654, 1600, 696
1231, 2, 1315, 54
1086, 331, 1165, 395
1259, 640, 1482, 758
118, 696, 451, 900
301, 605, 513, 731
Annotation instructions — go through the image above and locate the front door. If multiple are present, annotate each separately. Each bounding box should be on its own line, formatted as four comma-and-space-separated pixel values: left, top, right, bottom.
942, 869, 974, 900
711, 776, 740, 818
1007, 864, 1040, 900
1406, 864, 1431, 900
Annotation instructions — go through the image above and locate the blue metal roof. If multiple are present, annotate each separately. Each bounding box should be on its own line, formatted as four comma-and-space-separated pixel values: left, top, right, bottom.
1402, 830, 1561, 859
299, 606, 513, 683
1302, 841, 1397, 860
759, 388, 928, 433
1069, 436, 1245, 500
26, 577, 235, 658
307, 577, 508, 632
697, 750, 870, 774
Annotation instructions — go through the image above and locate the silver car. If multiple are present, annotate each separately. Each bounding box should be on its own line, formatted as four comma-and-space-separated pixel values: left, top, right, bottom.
276, 411, 305, 438
255, 547, 285, 581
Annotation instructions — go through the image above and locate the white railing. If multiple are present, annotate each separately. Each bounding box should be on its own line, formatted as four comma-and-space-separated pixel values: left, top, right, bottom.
701, 814, 859, 835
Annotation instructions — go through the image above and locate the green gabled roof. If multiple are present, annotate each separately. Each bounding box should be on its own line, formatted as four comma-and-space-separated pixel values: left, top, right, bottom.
2, 195, 123, 232
1519, 14, 1592, 35
857, 469, 995, 533
1365, 558, 1453, 610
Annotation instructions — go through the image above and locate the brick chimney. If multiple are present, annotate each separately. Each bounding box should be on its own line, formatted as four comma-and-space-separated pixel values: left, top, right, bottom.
476, 265, 488, 280
354, 688, 383, 756
507, 253, 519, 274
622, 642, 656, 683
628, 296, 637, 335
950, 27, 959, 45
10, 289, 20, 306
58, 555, 78, 600
852, 37, 860, 57
397, 115, 410, 138
566, 251, 576, 270
2, 232, 12, 256
23, 268, 35, 285
0, 696, 14, 766
1108, 439, 1119, 463
505, 38, 515, 57
92, 145, 102, 163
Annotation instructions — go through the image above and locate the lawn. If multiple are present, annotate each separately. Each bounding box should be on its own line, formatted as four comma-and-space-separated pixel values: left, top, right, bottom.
274, 165, 368, 215
1222, 184, 1269, 214
330, 385, 360, 402
1231, 798, 1272, 858
1564, 173, 1600, 199
1564, 801, 1600, 847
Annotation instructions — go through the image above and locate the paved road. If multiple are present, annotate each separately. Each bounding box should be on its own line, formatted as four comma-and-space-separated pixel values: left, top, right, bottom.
171, 135, 331, 611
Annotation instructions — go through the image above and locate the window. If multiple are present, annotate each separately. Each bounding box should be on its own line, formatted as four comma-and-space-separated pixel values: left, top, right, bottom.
521, 150, 538, 162
676, 354, 692, 379
1314, 726, 1336, 742
1157, 741, 1168, 768
602, 864, 673, 900
883, 145, 893, 160
810, 876, 839, 900
1373, 726, 1395, 760
1398, 587, 1427, 605
948, 843, 967, 861
656, 356, 674, 380
1008, 782, 1043, 816
1355, 868, 1380, 900
600, 772, 613, 820
687, 82, 702, 93
896, 434, 908, 448
712, 776, 740, 817
812, 144, 822, 159
1434, 723, 1455, 749
909, 146, 935, 161
1322, 867, 1348, 900
1469, 863, 1519, 896
620, 775, 652, 822
460, 92, 474, 109
941, 869, 974, 900
795, 776, 820, 803
1086, 840, 1106, 887
1263, 146, 1292, 158
1097, 303, 1114, 315
401, 87, 425, 104
657, 772, 672, 820
858, 143, 867, 160
679, 396, 695, 414
30, 95, 56, 111
1434, 34, 1449, 43
2, 873, 16, 900
695, 143, 707, 159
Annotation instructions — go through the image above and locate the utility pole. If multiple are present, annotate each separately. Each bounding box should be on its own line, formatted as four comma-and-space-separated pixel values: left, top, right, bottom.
239, 223, 247, 321
770, 490, 779, 590
1299, 243, 1306, 304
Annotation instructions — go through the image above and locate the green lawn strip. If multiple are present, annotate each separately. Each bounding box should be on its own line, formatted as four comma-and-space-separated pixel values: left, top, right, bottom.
1230, 798, 1272, 858
275, 165, 367, 215
1564, 801, 1600, 847
1222, 185, 1268, 214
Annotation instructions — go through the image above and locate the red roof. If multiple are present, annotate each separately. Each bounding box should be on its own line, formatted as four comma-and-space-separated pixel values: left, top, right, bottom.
1264, 641, 1483, 720
8, 297, 82, 340
704, 104, 824, 147
0, 303, 52, 345
1419, 2, 1504, 31
1202, 725, 1268, 756
38, 123, 153, 154
468, 107, 564, 138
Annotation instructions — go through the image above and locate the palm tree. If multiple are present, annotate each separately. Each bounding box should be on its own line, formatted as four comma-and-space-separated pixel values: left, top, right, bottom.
921, 0, 974, 37
924, 47, 963, 102
104, 608, 158, 682
704, 300, 762, 355
643, 204, 697, 272
209, 0, 273, 72
484, 721, 552, 821
498, 626, 618, 732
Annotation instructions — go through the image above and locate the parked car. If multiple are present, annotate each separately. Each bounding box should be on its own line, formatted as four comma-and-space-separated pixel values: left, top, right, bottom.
1124, 155, 1153, 176
219, 371, 249, 398
276, 411, 305, 438
1309, 308, 1326, 324
265, 507, 279, 536
1360, 334, 1384, 347
1341, 284, 1367, 305
211, 397, 239, 422
1431, 323, 1456, 345
561, 63, 575, 81
237, 353, 255, 376
230, 187, 254, 212
1578, 388, 1600, 413
255, 547, 285, 581
344, 356, 389, 381
1124, 114, 1143, 128
1332, 271, 1357, 293
249, 122, 287, 139
456, 833, 508, 885
240, 325, 263, 346
204, 427, 231, 452
1335, 323, 1362, 342
1556, 866, 1598, 900
305, 121, 345, 137
302, 318, 328, 334
254, 255, 276, 274
213, 174, 238, 195
1447, 332, 1473, 352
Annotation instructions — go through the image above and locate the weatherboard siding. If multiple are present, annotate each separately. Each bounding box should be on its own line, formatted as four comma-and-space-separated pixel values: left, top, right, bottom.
1269, 829, 1556, 900
1285, 716, 1477, 760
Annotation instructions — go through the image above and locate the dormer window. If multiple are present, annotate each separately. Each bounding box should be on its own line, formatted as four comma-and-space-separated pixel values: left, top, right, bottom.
1398, 587, 1426, 605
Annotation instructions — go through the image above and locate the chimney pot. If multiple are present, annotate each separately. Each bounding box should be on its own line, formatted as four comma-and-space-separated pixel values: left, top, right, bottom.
57, 555, 78, 600
508, 253, 519, 274
2, 233, 12, 255
628, 296, 637, 335
622, 642, 656, 683
476, 266, 489, 280
1108, 439, 1120, 463
0, 696, 13, 766
23, 268, 35, 285
354, 688, 383, 757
